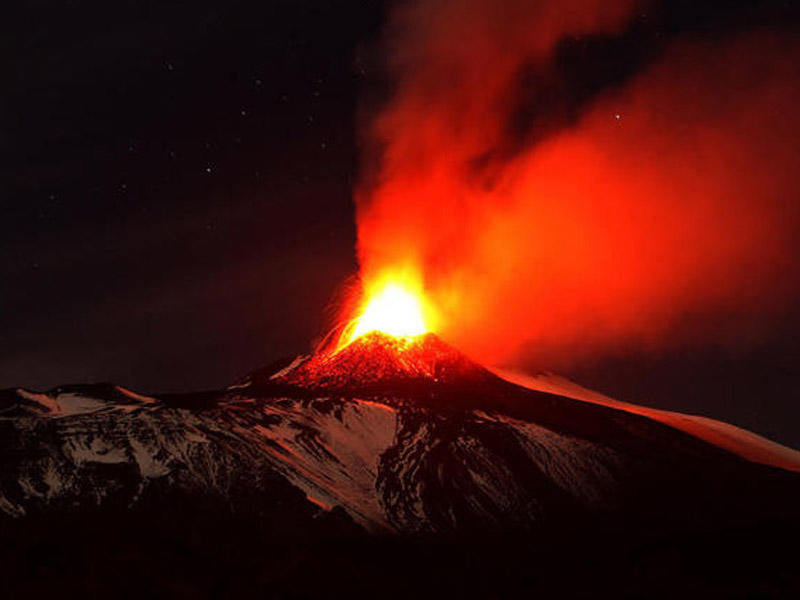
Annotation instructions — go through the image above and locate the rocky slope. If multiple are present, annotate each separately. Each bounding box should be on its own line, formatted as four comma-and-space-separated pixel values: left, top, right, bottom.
2, 332, 798, 539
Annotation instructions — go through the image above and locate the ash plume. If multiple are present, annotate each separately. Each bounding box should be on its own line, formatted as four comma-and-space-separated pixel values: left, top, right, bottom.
354, 0, 800, 366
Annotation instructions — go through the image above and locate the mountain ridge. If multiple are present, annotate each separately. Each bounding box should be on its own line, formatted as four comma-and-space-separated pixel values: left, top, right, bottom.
2, 332, 799, 535
3, 335, 800, 596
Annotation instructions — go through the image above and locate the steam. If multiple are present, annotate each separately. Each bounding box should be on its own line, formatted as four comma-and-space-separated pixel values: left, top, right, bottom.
355, 0, 800, 366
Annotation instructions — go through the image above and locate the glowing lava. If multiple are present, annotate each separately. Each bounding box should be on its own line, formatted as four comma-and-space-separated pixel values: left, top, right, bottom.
338, 273, 434, 350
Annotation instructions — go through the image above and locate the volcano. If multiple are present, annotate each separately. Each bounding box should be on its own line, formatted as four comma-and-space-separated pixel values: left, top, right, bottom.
2, 333, 800, 596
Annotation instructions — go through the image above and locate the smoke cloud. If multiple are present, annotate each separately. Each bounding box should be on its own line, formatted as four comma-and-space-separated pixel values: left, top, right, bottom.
354, 0, 800, 366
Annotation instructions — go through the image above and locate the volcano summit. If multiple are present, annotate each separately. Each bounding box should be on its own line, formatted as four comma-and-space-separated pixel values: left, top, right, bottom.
2, 333, 800, 596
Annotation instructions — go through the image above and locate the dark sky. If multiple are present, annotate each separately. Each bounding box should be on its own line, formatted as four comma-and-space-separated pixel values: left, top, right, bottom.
3, 0, 800, 448
2, 1, 382, 391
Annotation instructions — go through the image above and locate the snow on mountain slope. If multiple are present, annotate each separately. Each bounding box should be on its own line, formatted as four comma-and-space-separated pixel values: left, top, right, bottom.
369, 406, 633, 533
5, 384, 157, 418
202, 391, 632, 533
213, 396, 399, 531
1, 334, 798, 534
0, 385, 320, 522
491, 368, 800, 473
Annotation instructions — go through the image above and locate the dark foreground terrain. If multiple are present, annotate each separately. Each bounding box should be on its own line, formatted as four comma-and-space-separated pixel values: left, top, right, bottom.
2, 506, 798, 598
2, 334, 799, 597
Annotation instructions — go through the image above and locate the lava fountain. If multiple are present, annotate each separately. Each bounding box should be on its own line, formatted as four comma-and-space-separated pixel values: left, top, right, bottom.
336, 269, 437, 352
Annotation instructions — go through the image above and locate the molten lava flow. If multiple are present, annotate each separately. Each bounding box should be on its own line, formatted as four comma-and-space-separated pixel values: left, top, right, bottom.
337, 271, 435, 351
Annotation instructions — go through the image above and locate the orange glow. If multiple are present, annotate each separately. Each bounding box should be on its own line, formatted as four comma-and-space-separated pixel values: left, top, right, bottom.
349, 2, 800, 368
338, 270, 434, 350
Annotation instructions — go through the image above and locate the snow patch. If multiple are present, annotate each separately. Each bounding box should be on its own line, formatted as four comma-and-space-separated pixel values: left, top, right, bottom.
16, 389, 61, 414
128, 435, 172, 478
227, 397, 399, 531
0, 494, 25, 518
54, 393, 108, 416
490, 368, 800, 474
269, 356, 307, 380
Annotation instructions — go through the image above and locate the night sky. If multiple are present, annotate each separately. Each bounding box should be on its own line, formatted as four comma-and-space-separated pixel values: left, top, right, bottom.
3, 0, 800, 448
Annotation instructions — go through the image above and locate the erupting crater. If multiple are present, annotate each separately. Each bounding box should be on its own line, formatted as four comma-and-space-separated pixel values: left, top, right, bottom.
277, 332, 492, 392
336, 273, 437, 350
282, 272, 493, 393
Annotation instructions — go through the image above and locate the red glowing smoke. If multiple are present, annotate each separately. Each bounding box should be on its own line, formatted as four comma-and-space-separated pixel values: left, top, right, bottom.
354, 0, 800, 366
